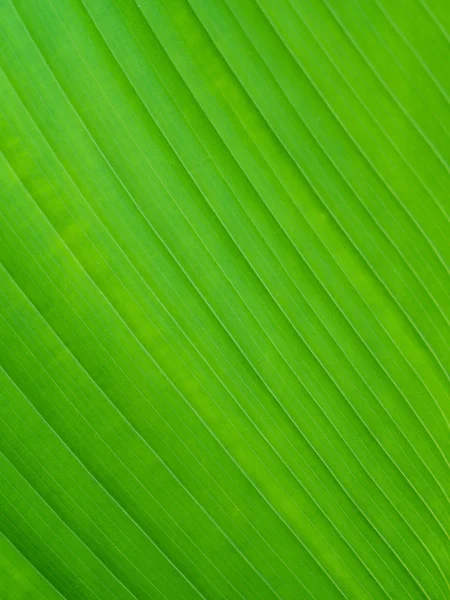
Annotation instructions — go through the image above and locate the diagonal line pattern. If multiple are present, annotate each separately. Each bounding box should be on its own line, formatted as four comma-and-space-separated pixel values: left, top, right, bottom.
0, 0, 449, 599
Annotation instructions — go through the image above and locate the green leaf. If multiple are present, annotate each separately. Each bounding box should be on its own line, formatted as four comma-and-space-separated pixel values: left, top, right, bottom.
0, 0, 449, 598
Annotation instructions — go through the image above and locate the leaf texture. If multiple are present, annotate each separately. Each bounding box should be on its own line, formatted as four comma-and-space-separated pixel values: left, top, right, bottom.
0, 0, 449, 599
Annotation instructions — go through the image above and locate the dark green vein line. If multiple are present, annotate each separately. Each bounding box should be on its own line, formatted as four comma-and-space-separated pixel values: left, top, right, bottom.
0, 469, 129, 600
0, 531, 68, 600
0, 369, 220, 600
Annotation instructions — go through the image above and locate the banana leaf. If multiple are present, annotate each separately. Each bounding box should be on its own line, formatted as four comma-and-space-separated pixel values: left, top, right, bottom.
0, 0, 449, 598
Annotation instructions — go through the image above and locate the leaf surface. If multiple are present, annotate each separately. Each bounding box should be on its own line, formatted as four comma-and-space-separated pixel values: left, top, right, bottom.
0, 0, 449, 598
